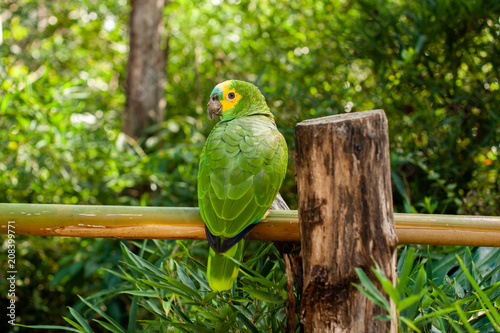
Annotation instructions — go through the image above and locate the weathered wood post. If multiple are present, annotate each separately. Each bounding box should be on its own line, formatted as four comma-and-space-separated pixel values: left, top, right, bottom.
294, 110, 398, 332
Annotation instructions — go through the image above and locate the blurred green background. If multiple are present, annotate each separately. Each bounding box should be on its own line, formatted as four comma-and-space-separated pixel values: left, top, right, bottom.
0, 0, 499, 330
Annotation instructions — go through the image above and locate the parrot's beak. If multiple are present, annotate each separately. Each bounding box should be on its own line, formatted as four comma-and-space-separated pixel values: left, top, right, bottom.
207, 94, 223, 119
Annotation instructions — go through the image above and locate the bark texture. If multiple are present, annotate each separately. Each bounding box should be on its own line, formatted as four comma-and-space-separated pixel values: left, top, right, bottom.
123, 0, 167, 138
294, 110, 398, 332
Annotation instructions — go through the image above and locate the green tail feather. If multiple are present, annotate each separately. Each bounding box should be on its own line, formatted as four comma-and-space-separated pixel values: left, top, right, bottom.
207, 240, 244, 291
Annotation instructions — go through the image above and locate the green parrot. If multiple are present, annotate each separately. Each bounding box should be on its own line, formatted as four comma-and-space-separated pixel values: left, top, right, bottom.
197, 80, 288, 291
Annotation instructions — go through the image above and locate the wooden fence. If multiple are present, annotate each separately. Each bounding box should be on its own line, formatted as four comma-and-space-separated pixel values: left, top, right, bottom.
1, 110, 499, 332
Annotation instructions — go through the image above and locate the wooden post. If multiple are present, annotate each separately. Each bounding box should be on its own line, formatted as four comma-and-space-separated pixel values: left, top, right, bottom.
294, 110, 398, 332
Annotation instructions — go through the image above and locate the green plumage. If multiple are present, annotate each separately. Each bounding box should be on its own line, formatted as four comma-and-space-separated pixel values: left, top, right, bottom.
198, 80, 287, 291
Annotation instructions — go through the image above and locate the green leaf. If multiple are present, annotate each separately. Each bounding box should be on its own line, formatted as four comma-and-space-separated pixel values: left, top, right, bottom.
142, 299, 168, 319
68, 306, 93, 333
400, 316, 421, 333
62, 317, 86, 332
161, 275, 202, 301
447, 318, 466, 333
426, 245, 433, 285
172, 304, 193, 324
397, 246, 408, 279
161, 295, 175, 317
236, 312, 260, 333
239, 287, 285, 304
457, 256, 500, 324
175, 261, 197, 291
15, 324, 84, 332
454, 279, 465, 298
354, 268, 391, 313
391, 169, 411, 212
120, 290, 158, 297
372, 264, 399, 305
245, 242, 274, 266
398, 246, 416, 294
121, 243, 166, 278
463, 247, 473, 293
136, 278, 190, 300
476, 294, 500, 329
203, 290, 217, 304
224, 253, 284, 290
167, 322, 215, 333
401, 265, 427, 323
78, 296, 126, 333
93, 319, 126, 333
454, 303, 476, 333
177, 241, 207, 270
428, 279, 452, 308
183, 264, 211, 291
397, 291, 425, 312
127, 296, 138, 333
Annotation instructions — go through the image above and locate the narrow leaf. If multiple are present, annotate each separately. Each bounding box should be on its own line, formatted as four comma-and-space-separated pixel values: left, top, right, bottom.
127, 296, 138, 333
15, 324, 84, 332
68, 307, 92, 333
78, 296, 126, 333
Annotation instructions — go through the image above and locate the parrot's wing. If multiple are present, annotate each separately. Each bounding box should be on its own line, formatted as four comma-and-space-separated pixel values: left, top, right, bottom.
198, 116, 287, 243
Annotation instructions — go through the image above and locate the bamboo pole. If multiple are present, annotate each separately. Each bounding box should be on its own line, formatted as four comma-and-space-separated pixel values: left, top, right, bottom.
0, 204, 298, 241
1, 203, 500, 247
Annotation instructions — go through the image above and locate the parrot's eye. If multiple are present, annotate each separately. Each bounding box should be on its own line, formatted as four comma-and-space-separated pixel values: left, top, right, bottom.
227, 92, 236, 100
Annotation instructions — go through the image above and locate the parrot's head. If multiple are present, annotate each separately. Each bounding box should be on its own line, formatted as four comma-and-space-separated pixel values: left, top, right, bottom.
207, 80, 271, 121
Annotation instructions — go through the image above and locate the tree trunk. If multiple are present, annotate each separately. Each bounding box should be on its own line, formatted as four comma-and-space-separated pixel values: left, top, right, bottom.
123, 0, 167, 139
294, 110, 398, 332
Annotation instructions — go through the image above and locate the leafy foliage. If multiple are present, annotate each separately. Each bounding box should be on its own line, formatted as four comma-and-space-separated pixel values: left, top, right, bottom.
355, 246, 500, 332
162, 0, 500, 214
19, 240, 288, 332
0, 236, 123, 331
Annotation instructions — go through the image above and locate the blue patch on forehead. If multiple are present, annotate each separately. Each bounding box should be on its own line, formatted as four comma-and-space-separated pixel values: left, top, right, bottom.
211, 86, 223, 99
